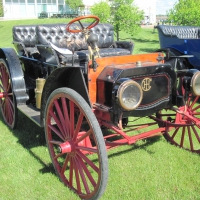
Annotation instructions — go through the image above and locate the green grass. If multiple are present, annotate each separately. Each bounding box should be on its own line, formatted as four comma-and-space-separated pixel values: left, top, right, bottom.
0, 19, 200, 200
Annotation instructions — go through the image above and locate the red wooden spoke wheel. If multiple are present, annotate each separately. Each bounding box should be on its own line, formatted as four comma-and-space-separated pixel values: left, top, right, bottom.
66, 15, 99, 33
158, 95, 200, 153
0, 59, 17, 129
44, 88, 108, 200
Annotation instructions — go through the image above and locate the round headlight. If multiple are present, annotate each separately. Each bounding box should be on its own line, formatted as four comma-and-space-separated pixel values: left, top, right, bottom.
191, 71, 200, 96
117, 80, 143, 110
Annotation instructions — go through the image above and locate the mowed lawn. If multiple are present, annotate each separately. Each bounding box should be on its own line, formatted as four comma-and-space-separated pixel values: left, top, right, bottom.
0, 18, 200, 200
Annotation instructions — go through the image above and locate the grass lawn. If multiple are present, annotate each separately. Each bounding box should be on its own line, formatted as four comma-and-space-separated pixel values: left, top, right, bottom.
0, 19, 200, 200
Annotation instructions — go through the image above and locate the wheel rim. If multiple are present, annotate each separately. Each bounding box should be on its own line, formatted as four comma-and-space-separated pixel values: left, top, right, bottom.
161, 95, 200, 153
0, 59, 16, 129
45, 89, 108, 199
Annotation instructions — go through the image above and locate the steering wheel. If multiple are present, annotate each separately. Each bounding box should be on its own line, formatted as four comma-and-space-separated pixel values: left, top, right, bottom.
66, 15, 100, 33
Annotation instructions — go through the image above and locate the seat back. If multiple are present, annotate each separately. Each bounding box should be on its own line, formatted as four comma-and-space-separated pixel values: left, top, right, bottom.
12, 25, 38, 56
13, 25, 37, 46
36, 23, 114, 51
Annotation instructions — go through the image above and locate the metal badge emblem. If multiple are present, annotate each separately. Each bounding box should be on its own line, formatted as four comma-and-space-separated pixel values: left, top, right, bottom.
141, 78, 152, 91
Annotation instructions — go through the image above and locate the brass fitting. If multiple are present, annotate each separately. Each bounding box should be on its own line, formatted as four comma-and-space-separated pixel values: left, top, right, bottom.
35, 78, 45, 109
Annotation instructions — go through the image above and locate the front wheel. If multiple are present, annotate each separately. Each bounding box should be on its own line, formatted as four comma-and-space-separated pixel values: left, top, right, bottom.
44, 88, 108, 200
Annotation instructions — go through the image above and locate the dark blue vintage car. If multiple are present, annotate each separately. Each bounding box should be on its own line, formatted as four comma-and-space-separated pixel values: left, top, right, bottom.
157, 25, 200, 69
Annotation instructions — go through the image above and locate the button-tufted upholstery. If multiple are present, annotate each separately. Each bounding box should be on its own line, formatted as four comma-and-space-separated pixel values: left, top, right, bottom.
156, 25, 200, 39
13, 25, 37, 46
13, 23, 134, 63
12, 25, 38, 56
36, 23, 133, 59
36, 23, 88, 51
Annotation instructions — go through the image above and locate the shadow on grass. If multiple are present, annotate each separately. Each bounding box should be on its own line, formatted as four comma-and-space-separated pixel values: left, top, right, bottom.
131, 38, 159, 44
107, 136, 162, 159
1, 109, 163, 175
0, 111, 56, 175
137, 48, 159, 53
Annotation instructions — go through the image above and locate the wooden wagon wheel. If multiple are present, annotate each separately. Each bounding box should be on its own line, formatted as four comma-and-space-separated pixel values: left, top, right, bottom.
0, 59, 17, 129
158, 94, 200, 154
44, 88, 108, 199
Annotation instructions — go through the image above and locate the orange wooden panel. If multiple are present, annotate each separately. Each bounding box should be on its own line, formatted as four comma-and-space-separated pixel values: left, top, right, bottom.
88, 53, 162, 104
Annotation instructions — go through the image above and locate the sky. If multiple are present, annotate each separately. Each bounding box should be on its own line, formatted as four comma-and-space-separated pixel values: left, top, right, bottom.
82, 0, 178, 15
156, 0, 177, 15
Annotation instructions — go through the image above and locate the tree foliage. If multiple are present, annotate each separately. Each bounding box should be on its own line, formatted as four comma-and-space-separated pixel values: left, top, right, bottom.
0, 0, 3, 17
90, 0, 144, 40
167, 0, 200, 26
90, 2, 111, 23
65, 0, 83, 10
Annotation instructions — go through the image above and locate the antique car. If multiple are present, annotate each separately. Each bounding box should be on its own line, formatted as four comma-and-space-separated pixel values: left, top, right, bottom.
156, 24, 200, 69
0, 16, 200, 200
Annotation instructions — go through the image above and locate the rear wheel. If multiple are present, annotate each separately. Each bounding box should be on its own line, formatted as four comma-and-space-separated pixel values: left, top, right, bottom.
0, 59, 17, 129
158, 94, 200, 154
44, 88, 108, 200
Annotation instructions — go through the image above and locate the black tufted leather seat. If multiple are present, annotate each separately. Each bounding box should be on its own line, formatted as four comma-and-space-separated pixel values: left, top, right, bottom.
156, 25, 200, 39
36, 23, 133, 62
12, 25, 39, 57
13, 23, 134, 64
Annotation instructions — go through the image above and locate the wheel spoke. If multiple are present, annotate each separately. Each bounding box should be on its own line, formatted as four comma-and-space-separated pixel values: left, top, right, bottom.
77, 153, 97, 187
171, 127, 179, 140
70, 100, 75, 137
192, 104, 200, 112
61, 97, 70, 137
0, 67, 6, 90
49, 140, 62, 145
187, 126, 194, 151
49, 109, 65, 138
74, 159, 81, 194
86, 20, 97, 29
61, 154, 70, 174
69, 157, 74, 188
74, 129, 92, 144
54, 99, 68, 138
78, 20, 84, 30
77, 150, 99, 173
180, 127, 185, 147
192, 126, 200, 143
48, 124, 65, 141
76, 146, 98, 154
189, 96, 199, 109
73, 112, 84, 141
75, 156, 90, 194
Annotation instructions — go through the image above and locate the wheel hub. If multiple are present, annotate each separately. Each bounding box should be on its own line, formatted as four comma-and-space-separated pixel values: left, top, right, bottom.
59, 141, 74, 154
0, 92, 7, 98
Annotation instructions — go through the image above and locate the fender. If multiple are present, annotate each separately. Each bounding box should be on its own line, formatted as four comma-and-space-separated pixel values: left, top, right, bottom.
40, 66, 91, 125
0, 48, 28, 104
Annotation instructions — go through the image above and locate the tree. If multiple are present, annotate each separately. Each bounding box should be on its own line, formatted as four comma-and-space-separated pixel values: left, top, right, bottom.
90, 0, 144, 41
65, 0, 84, 14
0, 0, 3, 17
167, 0, 200, 26
90, 2, 111, 23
